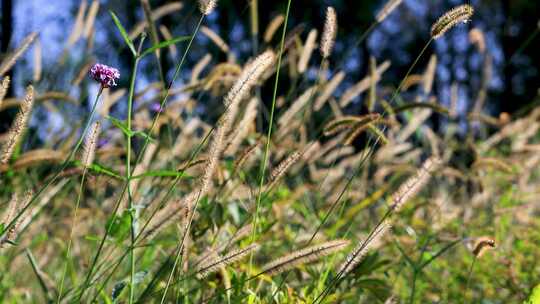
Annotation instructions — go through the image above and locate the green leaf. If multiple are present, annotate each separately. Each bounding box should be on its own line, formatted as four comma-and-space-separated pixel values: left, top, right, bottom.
107, 115, 133, 137
88, 162, 124, 180
106, 211, 131, 239
132, 130, 155, 142
131, 169, 191, 180
140, 36, 191, 58
109, 11, 137, 57
25, 249, 53, 301
71, 160, 124, 180
524, 284, 540, 304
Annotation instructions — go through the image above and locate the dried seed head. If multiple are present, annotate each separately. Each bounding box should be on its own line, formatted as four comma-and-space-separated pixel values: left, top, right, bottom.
261, 239, 350, 276
321, 7, 337, 58
1, 86, 34, 164
0, 32, 38, 77
199, 0, 217, 16
201, 51, 274, 196
390, 156, 442, 212
1, 189, 34, 247
0, 76, 10, 106
196, 243, 259, 279
431, 5, 474, 39
264, 14, 285, 43
376, 0, 403, 23
338, 221, 391, 277
82, 121, 101, 168
266, 151, 302, 191
472, 237, 496, 258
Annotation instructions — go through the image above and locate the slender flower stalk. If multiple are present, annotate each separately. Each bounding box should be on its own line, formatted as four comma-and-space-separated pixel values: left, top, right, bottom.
57, 122, 101, 303
86, 12, 211, 304
250, 0, 292, 285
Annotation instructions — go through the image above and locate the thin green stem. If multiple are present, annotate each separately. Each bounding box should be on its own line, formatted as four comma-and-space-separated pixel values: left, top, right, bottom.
78, 16, 204, 301
56, 167, 90, 303
249, 0, 292, 281
408, 269, 418, 304
127, 37, 144, 304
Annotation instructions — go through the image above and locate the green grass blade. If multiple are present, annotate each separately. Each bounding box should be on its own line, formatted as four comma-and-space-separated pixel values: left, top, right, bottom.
109, 11, 137, 57
140, 36, 191, 58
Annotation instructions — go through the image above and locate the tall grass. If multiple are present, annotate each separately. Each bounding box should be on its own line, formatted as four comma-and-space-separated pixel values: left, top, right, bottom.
0, 1, 539, 303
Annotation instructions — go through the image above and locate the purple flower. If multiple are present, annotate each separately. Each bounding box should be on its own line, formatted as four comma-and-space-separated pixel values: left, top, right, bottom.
150, 102, 163, 113
90, 63, 120, 88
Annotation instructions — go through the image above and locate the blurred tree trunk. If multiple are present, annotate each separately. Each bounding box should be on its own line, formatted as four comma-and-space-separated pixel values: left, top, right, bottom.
0, 0, 13, 132
501, 0, 515, 114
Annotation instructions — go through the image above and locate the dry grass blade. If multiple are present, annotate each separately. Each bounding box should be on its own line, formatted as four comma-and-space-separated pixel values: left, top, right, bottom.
67, 0, 88, 45
129, 2, 184, 39
83, 0, 100, 38
33, 38, 42, 82
264, 14, 285, 42
201, 26, 230, 54
315, 71, 344, 111
261, 239, 350, 276
298, 29, 318, 73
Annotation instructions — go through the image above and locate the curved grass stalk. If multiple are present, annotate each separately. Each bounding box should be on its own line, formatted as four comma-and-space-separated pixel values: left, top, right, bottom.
249, 0, 292, 285
56, 167, 90, 303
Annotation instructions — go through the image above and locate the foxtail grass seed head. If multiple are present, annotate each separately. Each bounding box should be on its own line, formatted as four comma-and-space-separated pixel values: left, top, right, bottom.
376, 0, 403, 23
321, 7, 337, 58
196, 243, 259, 279
224, 50, 275, 107
0, 32, 38, 77
82, 121, 101, 168
199, 0, 217, 16
431, 4, 474, 39
268, 151, 301, 186
1, 86, 34, 165
339, 221, 391, 277
261, 240, 350, 276
472, 237, 496, 258
0, 76, 10, 106
90, 63, 120, 88
390, 156, 442, 212
201, 51, 274, 195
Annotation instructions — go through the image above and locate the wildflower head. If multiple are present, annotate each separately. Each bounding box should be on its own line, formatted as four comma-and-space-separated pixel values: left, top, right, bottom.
90, 63, 120, 88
